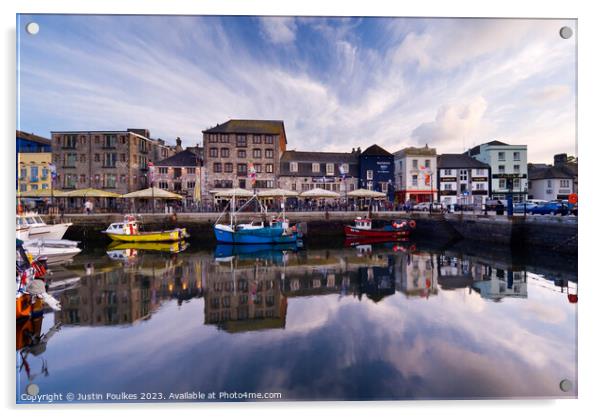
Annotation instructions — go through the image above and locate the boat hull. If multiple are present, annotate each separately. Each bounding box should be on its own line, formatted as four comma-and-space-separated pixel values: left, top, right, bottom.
106, 229, 187, 242
344, 225, 411, 239
27, 223, 72, 240
214, 225, 298, 244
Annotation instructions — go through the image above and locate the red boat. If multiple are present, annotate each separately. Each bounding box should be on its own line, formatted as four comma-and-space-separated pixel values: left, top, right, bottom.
344, 217, 416, 239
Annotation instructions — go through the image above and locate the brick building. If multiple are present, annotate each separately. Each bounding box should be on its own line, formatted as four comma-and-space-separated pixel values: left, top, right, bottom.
201, 120, 287, 200
51, 129, 175, 195
153, 147, 203, 207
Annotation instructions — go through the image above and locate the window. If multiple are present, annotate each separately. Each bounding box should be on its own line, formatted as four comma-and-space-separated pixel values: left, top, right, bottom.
158, 167, 168, 174
104, 174, 117, 188
120, 174, 126, 183
425, 160, 431, 168
20, 183, 27, 192
214, 180, 233, 188
266, 164, 274, 173
498, 152, 506, 161
20, 167, 26, 179
159, 181, 168, 189
499, 179, 506, 189
475, 183, 485, 190
498, 165, 505, 173
380, 182, 388, 193
412, 159, 418, 169
187, 181, 195, 189
42, 184, 48, 189
265, 149, 274, 159
237, 164, 247, 175
302, 183, 311, 191
78, 174, 85, 183
412, 175, 418, 186
444, 169, 452, 176
30, 166, 38, 181
65, 153, 77, 167
63, 134, 77, 149
213, 163, 222, 173
460, 170, 468, 181
291, 183, 297, 191
341, 163, 349, 174
326, 163, 334, 175
236, 135, 247, 147
560, 179, 570, 188
513, 165, 520, 173
290, 162, 298, 172
80, 154, 86, 163
104, 153, 117, 168
513, 152, 520, 161
220, 134, 229, 143
209, 134, 218, 143
253, 148, 262, 158
103, 134, 116, 149
120, 153, 126, 162
444, 183, 452, 190
237, 149, 246, 158
41, 167, 48, 179
265, 135, 274, 144
312, 163, 320, 173
476, 168, 485, 176
220, 148, 230, 158
547, 180, 552, 188
173, 182, 182, 191
513, 178, 520, 189
224, 162, 233, 173
255, 164, 262, 173
253, 135, 261, 144
187, 167, 196, 175
366, 170, 373, 180
209, 148, 218, 158
238, 179, 246, 188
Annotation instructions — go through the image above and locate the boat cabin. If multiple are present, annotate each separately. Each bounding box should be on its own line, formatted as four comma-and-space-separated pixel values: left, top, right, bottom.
106, 221, 140, 235
354, 217, 372, 230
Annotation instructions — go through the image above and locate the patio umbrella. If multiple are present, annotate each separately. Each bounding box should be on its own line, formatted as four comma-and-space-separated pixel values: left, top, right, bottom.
257, 188, 299, 197
299, 188, 341, 198
211, 188, 254, 198
62, 188, 122, 198
18, 188, 67, 198
346, 188, 387, 198
122, 187, 183, 200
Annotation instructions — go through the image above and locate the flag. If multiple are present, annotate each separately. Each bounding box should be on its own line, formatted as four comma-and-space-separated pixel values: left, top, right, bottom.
147, 162, 155, 184
48, 163, 57, 180
339, 164, 346, 180
248, 162, 256, 186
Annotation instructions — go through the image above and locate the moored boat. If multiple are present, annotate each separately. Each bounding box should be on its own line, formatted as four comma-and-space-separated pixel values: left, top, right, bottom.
344, 217, 416, 239
17, 212, 72, 240
103, 215, 188, 242
22, 239, 82, 265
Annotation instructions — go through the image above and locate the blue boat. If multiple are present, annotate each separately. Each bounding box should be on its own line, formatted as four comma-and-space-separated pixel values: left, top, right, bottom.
214, 243, 300, 261
213, 193, 301, 245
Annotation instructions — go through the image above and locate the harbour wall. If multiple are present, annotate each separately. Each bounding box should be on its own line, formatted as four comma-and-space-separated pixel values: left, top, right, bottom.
48, 211, 578, 255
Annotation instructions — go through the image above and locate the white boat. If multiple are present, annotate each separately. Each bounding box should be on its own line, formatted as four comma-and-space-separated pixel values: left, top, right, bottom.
16, 218, 30, 240
22, 239, 81, 265
17, 213, 72, 240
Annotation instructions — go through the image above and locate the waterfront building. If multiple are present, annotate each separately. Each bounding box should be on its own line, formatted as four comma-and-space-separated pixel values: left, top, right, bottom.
153, 146, 203, 208
51, 129, 176, 195
17, 152, 53, 194
528, 153, 577, 200
393, 145, 438, 204
201, 120, 287, 201
465, 140, 528, 202
17, 130, 52, 153
436, 154, 491, 208
395, 251, 439, 299
278, 150, 359, 197
358, 145, 395, 201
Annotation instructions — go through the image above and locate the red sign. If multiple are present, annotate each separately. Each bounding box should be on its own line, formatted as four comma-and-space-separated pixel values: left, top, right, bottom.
568, 193, 577, 204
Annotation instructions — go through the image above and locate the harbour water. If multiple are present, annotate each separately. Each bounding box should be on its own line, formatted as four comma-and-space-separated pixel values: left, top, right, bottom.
17, 241, 577, 402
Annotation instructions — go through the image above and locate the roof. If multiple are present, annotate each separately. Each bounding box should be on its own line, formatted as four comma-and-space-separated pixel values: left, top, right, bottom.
16, 130, 51, 146
154, 149, 200, 167
466, 140, 517, 156
395, 146, 437, 156
203, 120, 287, 143
361, 144, 392, 157
438, 154, 490, 169
528, 165, 573, 180
280, 150, 359, 176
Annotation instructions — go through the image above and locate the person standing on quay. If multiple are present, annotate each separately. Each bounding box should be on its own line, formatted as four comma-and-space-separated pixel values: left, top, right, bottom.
84, 199, 93, 215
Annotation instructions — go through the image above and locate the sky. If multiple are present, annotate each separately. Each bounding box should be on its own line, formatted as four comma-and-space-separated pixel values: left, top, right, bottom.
17, 15, 577, 163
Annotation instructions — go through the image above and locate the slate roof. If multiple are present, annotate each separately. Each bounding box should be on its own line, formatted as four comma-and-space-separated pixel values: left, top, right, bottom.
203, 119, 287, 143
154, 149, 201, 167
528, 165, 574, 180
280, 150, 359, 177
438, 154, 490, 169
361, 144, 393, 157
16, 130, 51, 146
466, 140, 510, 156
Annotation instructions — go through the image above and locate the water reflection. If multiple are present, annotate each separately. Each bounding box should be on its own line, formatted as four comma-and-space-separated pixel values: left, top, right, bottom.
17, 241, 577, 401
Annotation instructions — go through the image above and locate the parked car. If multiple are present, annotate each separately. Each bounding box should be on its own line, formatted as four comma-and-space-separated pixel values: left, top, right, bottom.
526, 199, 547, 205
414, 202, 443, 212
513, 202, 539, 213
528, 202, 569, 215
485, 199, 507, 211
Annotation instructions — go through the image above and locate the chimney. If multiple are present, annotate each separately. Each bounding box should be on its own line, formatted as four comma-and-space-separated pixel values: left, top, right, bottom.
554, 153, 567, 167
175, 137, 183, 152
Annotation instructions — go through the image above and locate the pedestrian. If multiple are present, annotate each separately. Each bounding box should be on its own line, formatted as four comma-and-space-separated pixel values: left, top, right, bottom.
84, 199, 93, 215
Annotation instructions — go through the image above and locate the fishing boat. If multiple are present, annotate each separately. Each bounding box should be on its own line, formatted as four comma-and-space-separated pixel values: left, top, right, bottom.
103, 215, 188, 242
17, 212, 72, 240
344, 217, 416, 239
214, 195, 301, 245
22, 239, 82, 265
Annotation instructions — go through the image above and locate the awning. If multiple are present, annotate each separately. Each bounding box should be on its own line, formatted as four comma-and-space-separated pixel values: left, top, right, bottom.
121, 187, 183, 200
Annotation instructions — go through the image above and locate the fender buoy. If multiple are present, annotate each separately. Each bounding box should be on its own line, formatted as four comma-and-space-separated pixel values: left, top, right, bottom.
408, 220, 416, 229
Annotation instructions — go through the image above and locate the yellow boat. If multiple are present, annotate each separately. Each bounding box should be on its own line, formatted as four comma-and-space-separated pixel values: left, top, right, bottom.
107, 240, 189, 253
103, 215, 188, 243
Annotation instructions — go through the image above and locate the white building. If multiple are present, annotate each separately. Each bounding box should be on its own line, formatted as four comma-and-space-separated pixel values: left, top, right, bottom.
393, 145, 438, 204
466, 140, 528, 202
527, 154, 577, 201
437, 154, 491, 208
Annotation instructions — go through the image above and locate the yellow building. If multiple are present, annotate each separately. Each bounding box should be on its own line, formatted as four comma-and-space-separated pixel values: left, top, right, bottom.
17, 152, 53, 193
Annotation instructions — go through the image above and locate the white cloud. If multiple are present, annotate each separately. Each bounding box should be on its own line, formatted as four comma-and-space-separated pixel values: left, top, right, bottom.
259, 17, 297, 44
528, 85, 571, 104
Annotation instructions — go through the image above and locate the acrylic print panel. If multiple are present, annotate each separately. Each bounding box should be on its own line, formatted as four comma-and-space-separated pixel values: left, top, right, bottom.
16, 14, 577, 403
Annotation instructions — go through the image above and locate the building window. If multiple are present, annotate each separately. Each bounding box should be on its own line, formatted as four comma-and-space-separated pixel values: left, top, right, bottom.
104, 174, 117, 188
560, 179, 570, 188
237, 149, 246, 159
104, 153, 117, 168
209, 134, 218, 143
513, 165, 520, 173
265, 135, 274, 144
498, 152, 506, 161
103, 134, 116, 149
412, 159, 418, 169
499, 179, 506, 189
265, 149, 274, 159
547, 180, 552, 188
237, 164, 247, 175
513, 152, 520, 161
120, 153, 126, 162
238, 179, 246, 188
187, 181, 195, 189
158, 167, 168, 174
475, 183, 485, 190
224, 163, 233, 173
220, 134, 229, 143
444, 183, 452, 190
159, 181, 168, 189
443, 169, 452, 176
214, 163, 222, 173
79, 174, 86, 183
498, 165, 505, 174
236, 135, 247, 147
312, 163, 320, 173
120, 174, 126, 183
476, 168, 485, 176
220, 148, 230, 158
266, 164, 274, 173
366, 170, 373, 180
291, 183, 297, 191
253, 148, 261, 158
341, 163, 349, 174
187, 167, 196, 174
255, 164, 262, 173
253, 135, 261, 144
326, 163, 334, 175
425, 159, 431, 168
209, 148, 218, 158
63, 135, 77, 149
412, 175, 418, 186
42, 184, 48, 189
174, 182, 182, 191
460, 170, 468, 181
290, 162, 298, 172
513, 178, 520, 189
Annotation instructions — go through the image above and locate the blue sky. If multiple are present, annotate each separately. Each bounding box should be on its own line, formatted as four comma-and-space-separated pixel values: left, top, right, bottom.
17, 15, 576, 162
